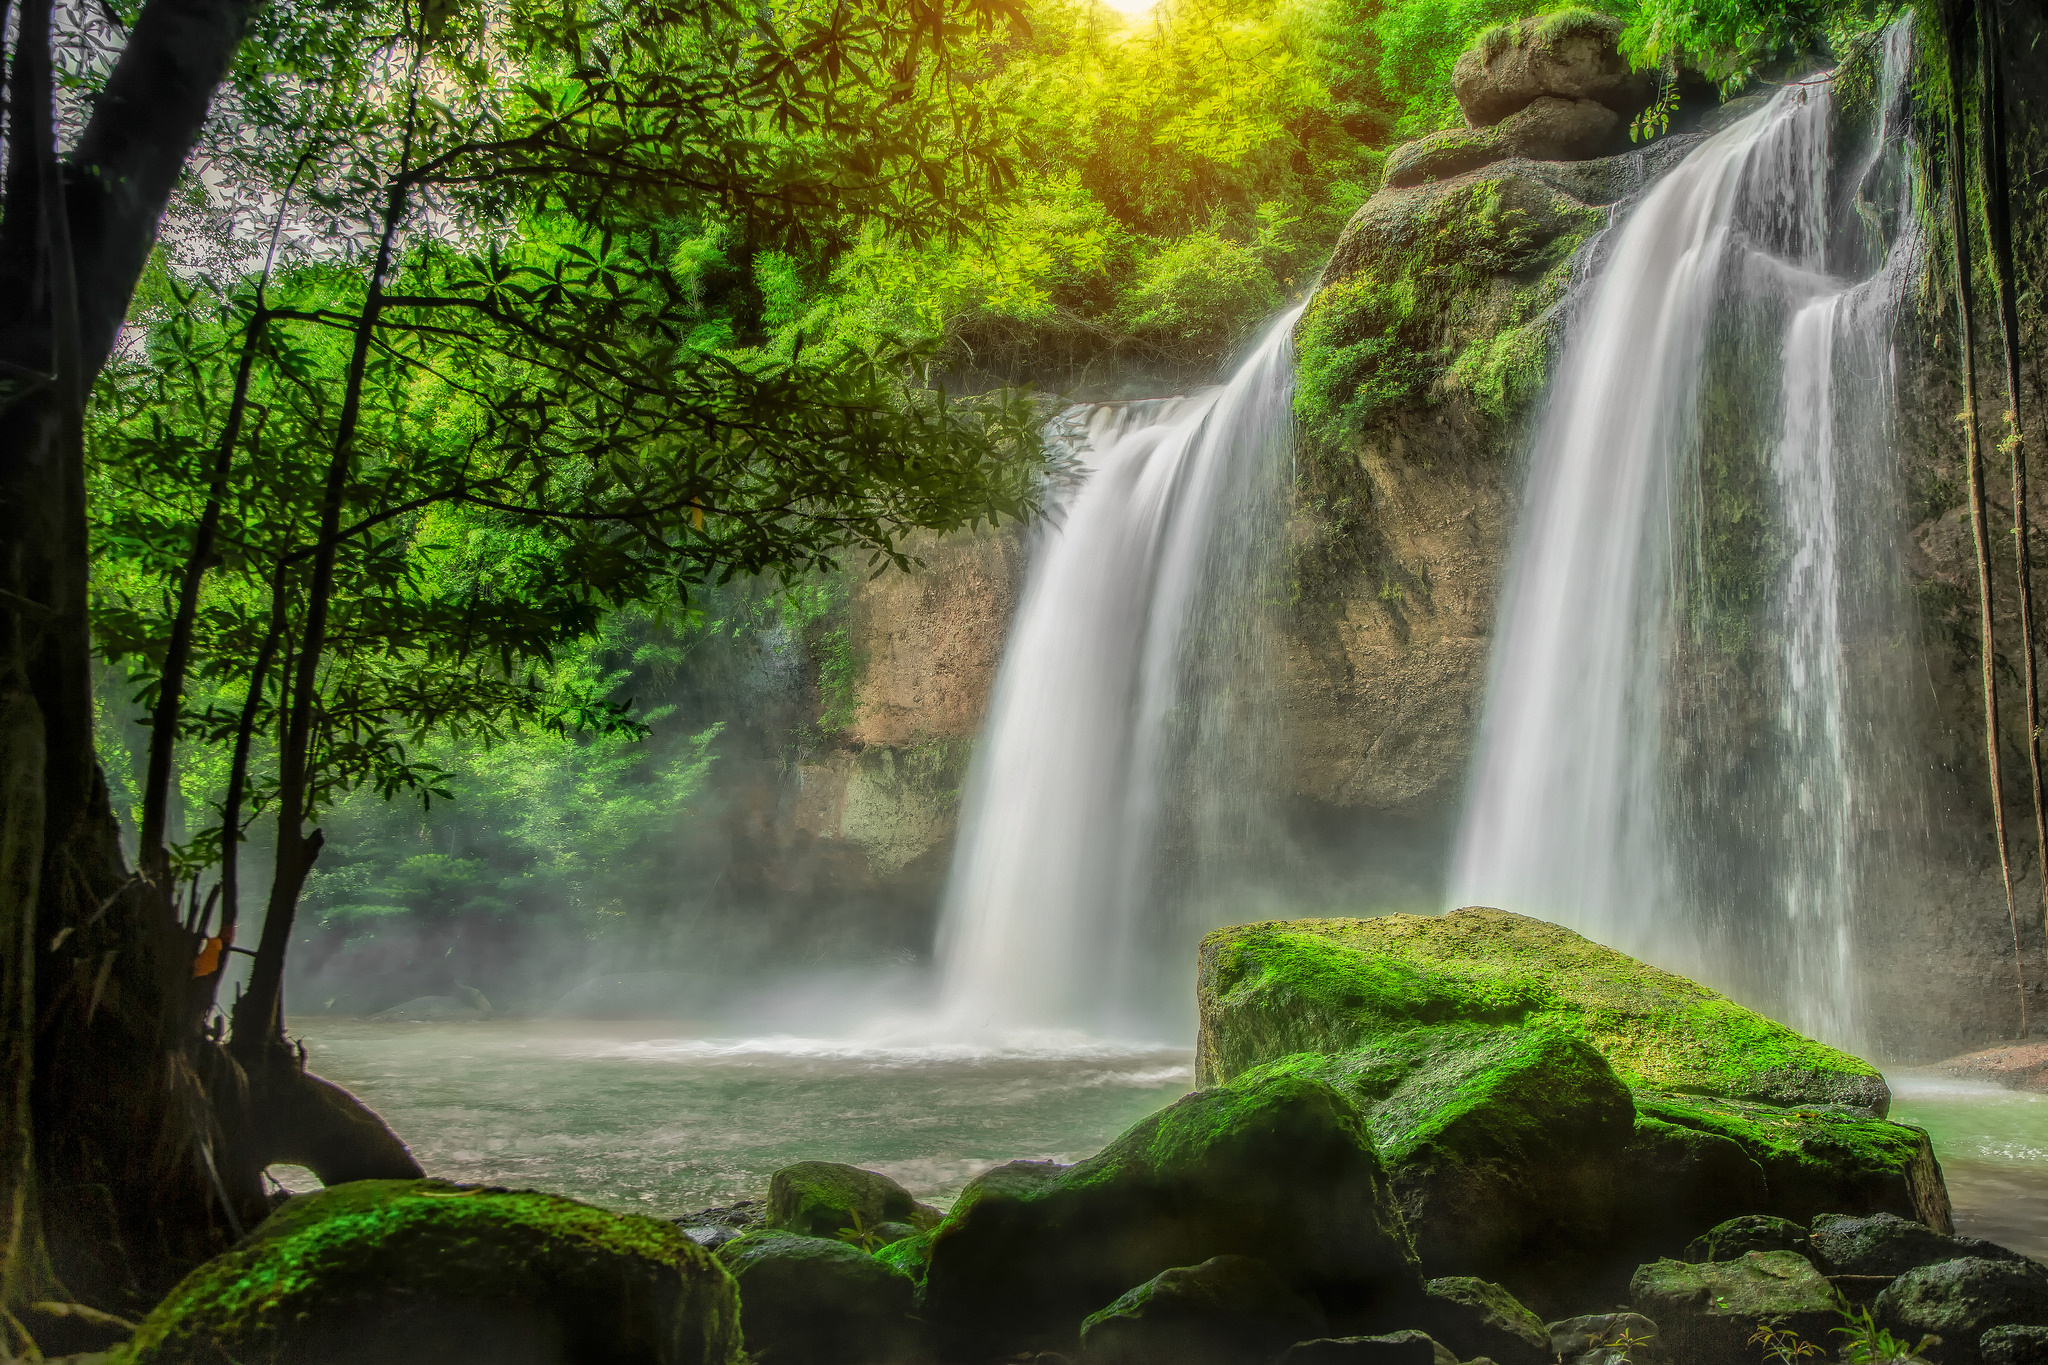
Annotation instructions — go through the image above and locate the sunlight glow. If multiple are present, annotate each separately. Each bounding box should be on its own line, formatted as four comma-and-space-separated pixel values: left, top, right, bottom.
1099, 0, 1158, 16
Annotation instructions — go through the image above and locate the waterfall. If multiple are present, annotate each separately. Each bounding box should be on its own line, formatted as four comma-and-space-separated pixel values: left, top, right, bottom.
1448, 23, 1921, 1046
931, 309, 1301, 1038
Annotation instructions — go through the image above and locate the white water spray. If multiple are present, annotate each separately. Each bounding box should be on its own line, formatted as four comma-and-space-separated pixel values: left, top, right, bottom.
1449, 26, 1921, 1045
932, 310, 1301, 1037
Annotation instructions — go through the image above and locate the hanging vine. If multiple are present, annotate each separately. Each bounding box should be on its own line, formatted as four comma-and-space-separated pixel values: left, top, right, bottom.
1939, 0, 2029, 1034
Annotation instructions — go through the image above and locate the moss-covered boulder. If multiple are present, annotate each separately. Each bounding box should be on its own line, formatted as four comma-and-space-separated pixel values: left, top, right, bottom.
1450, 11, 1655, 128
1385, 128, 1509, 189
1078, 1255, 1328, 1365
1634, 1093, 1948, 1230
1238, 1026, 1633, 1293
1420, 1276, 1549, 1365
766, 1160, 939, 1240
921, 1071, 1420, 1357
714, 1230, 918, 1365
1874, 1260, 2048, 1365
1809, 1213, 2026, 1278
1983, 1325, 2048, 1365
1549, 1312, 1663, 1365
1496, 94, 1623, 161
121, 1180, 739, 1365
1684, 1216, 1809, 1264
1195, 911, 1948, 1307
1629, 1252, 1841, 1365
1196, 911, 1887, 1109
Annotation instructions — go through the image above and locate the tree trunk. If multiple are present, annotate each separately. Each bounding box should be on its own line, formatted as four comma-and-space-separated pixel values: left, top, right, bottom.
0, 0, 421, 1328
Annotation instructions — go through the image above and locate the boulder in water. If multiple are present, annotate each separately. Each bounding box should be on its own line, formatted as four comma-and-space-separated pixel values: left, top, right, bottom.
766, 1160, 940, 1240
1450, 12, 1655, 128
1874, 1259, 2048, 1365
1496, 96, 1624, 161
920, 1070, 1420, 1356
1684, 1215, 1810, 1263
1420, 1276, 1549, 1365
1629, 1252, 1841, 1365
714, 1229, 920, 1365
1385, 127, 1508, 189
1077, 1255, 1328, 1365
121, 1179, 739, 1365
1196, 910, 1888, 1109
1194, 911, 1945, 1307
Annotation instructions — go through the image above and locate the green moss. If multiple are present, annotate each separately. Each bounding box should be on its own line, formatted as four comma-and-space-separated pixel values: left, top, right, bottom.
1236, 1025, 1632, 1169
1636, 1092, 1939, 1222
1198, 910, 1880, 1099
1295, 177, 1597, 448
123, 1180, 738, 1365
875, 1229, 936, 1291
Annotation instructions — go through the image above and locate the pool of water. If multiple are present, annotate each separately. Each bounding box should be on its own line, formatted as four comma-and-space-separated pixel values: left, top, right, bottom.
289, 1019, 1194, 1216
1890, 1071, 2048, 1260
290, 1024, 2048, 1259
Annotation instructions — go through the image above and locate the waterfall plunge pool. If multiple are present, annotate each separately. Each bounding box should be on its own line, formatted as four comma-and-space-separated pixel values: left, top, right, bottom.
281, 1018, 1193, 1215
283, 1021, 2048, 1261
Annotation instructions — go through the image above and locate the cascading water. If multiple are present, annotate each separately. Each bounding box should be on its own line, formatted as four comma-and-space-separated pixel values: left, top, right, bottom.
1448, 24, 1922, 1046
932, 309, 1301, 1038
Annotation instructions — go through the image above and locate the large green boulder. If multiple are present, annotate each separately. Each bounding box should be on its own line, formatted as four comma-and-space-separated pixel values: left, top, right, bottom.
766, 1161, 939, 1240
1195, 911, 1949, 1309
1238, 1027, 1633, 1295
1196, 910, 1887, 1109
1629, 1252, 1841, 1365
120, 1180, 740, 1365
921, 1070, 1421, 1357
714, 1230, 918, 1365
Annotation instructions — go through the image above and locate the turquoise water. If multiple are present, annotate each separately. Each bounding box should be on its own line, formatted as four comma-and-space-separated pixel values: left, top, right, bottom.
287, 1019, 1194, 1215
285, 1024, 2048, 1260
1884, 1080, 2048, 1260
1890, 1071, 2048, 1260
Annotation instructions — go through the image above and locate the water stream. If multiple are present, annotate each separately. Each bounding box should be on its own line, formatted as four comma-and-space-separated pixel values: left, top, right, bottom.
931, 308, 1301, 1037
1448, 26, 1922, 1045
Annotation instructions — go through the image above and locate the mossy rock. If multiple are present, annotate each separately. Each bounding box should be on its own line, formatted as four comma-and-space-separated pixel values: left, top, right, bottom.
1637, 1093, 1949, 1230
1875, 1260, 2048, 1365
1236, 1028, 1633, 1293
1195, 910, 1887, 1110
1077, 1254, 1328, 1365
1808, 1212, 2023, 1278
714, 1229, 919, 1365
1419, 1276, 1549, 1365
874, 1228, 936, 1294
120, 1180, 739, 1365
921, 1070, 1420, 1357
766, 1160, 939, 1239
1629, 1251, 1841, 1365
1683, 1215, 1809, 1264
1298, 168, 1597, 442
1385, 128, 1508, 189
1451, 10, 1655, 127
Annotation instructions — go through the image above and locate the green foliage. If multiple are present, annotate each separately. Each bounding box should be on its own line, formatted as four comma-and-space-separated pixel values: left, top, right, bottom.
1834, 1307, 1939, 1365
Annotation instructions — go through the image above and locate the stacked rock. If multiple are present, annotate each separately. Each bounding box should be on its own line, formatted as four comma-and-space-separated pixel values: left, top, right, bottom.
1385, 13, 1655, 189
